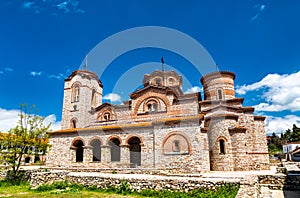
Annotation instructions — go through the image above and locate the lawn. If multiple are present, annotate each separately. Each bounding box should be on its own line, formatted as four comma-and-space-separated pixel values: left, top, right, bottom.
0, 182, 136, 198
0, 180, 239, 198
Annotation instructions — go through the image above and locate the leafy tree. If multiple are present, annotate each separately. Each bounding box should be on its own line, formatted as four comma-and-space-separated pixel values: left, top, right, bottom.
291, 124, 300, 142
0, 104, 51, 181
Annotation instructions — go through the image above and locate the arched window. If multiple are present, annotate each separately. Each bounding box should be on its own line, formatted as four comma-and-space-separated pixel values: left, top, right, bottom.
219, 139, 225, 154
70, 118, 77, 129
217, 89, 223, 100
72, 83, 80, 102
91, 89, 96, 107
104, 112, 111, 121
147, 101, 158, 112
169, 78, 175, 85
172, 140, 180, 152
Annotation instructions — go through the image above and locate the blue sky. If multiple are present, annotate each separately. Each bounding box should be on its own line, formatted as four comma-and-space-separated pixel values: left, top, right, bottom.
0, 0, 299, 135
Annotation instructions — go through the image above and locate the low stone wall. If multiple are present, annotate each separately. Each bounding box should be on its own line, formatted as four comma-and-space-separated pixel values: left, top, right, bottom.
30, 171, 240, 192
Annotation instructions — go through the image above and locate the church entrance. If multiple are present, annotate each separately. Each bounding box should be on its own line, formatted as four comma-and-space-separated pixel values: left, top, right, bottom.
73, 140, 84, 162
128, 137, 141, 168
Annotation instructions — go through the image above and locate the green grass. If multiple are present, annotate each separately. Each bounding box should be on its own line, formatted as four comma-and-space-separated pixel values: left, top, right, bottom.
0, 180, 239, 198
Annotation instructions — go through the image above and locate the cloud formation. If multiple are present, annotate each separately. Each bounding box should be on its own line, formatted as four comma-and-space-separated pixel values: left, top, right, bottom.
265, 115, 300, 135
236, 71, 300, 112
103, 93, 122, 103
22, 0, 84, 15
48, 73, 66, 79
184, 86, 202, 94
30, 71, 42, 76
0, 107, 61, 132
251, 4, 266, 21
0, 67, 14, 75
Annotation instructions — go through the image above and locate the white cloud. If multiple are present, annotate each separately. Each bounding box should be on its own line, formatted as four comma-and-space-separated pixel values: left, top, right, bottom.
0, 67, 13, 75
48, 73, 66, 80
184, 86, 202, 94
57, 1, 69, 13
103, 93, 122, 103
251, 4, 266, 21
0, 107, 61, 132
265, 115, 300, 135
0, 108, 20, 132
30, 71, 42, 76
44, 114, 61, 131
236, 71, 300, 112
4, 67, 13, 72
21, 0, 84, 15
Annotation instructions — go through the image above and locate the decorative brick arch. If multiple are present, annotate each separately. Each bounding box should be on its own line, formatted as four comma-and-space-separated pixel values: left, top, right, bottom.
106, 135, 122, 145
125, 134, 144, 145
162, 131, 192, 154
216, 136, 228, 142
88, 136, 104, 147
97, 107, 116, 121
70, 137, 86, 147
133, 92, 171, 115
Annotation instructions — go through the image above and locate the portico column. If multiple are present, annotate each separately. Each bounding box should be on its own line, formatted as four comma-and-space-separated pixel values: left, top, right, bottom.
120, 144, 130, 166
101, 145, 111, 164
83, 146, 93, 162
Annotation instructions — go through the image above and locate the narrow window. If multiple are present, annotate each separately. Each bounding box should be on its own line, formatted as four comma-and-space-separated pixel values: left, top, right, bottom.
219, 139, 225, 154
173, 140, 180, 152
72, 85, 80, 102
104, 112, 111, 121
71, 119, 77, 128
218, 89, 223, 100
91, 89, 96, 106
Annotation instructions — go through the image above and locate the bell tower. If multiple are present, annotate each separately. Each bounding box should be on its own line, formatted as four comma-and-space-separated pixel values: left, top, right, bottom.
61, 70, 103, 130
200, 71, 235, 101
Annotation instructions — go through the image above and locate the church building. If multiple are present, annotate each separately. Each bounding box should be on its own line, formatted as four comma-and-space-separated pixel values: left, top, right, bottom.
46, 68, 270, 172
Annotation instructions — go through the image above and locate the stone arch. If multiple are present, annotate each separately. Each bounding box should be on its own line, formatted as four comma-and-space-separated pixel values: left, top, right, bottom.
127, 136, 142, 167
106, 135, 122, 145
133, 92, 171, 115
71, 137, 85, 162
70, 117, 78, 129
162, 131, 192, 154
70, 137, 86, 148
107, 136, 121, 162
88, 136, 103, 146
89, 137, 102, 162
125, 134, 144, 145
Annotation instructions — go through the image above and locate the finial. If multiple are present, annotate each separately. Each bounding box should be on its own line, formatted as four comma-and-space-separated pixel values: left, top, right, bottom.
161, 57, 164, 71
84, 54, 88, 70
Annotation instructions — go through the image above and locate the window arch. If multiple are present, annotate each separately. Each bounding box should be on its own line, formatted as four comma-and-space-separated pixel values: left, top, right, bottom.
162, 132, 192, 155
71, 83, 80, 102
70, 118, 77, 129
72, 139, 84, 162
103, 112, 111, 121
168, 77, 175, 85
